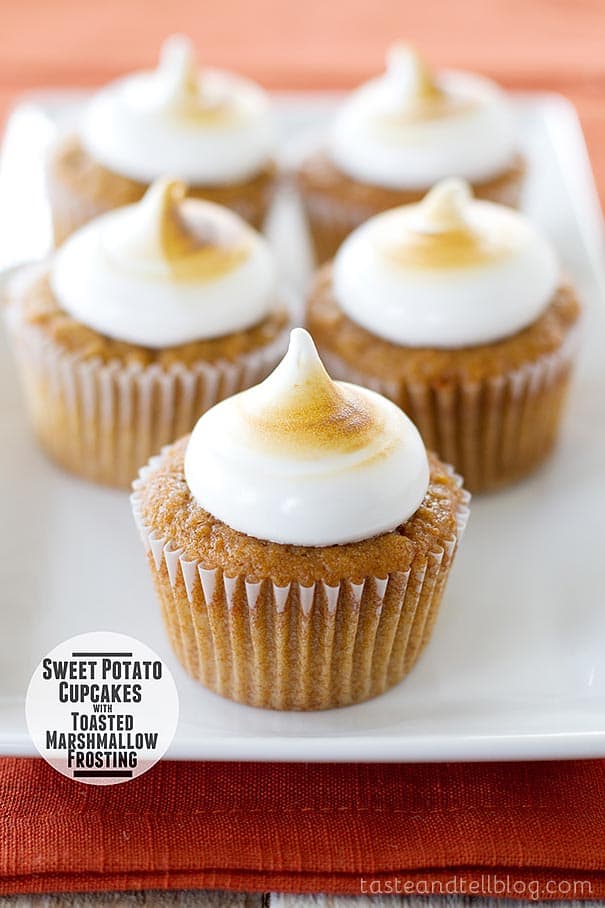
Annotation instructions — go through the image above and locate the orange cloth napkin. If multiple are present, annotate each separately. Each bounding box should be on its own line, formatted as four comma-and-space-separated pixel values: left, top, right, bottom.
1, 757, 605, 897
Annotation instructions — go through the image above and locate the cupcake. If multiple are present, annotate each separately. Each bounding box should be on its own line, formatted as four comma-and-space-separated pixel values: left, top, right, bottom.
306, 179, 582, 493
131, 328, 470, 710
47, 35, 277, 244
295, 44, 525, 264
6, 179, 290, 488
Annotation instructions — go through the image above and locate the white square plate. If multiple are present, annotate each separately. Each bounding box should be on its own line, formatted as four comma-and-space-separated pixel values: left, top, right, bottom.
1, 91, 604, 762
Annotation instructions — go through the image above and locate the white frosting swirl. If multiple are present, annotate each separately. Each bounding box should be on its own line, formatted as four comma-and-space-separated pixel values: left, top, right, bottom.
329, 44, 518, 189
50, 179, 277, 348
332, 179, 560, 348
80, 35, 274, 184
184, 328, 430, 546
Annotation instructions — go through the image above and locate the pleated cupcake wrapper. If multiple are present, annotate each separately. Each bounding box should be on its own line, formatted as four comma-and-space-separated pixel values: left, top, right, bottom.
8, 314, 289, 488
319, 324, 581, 493
300, 193, 375, 263
46, 171, 117, 246
488, 174, 525, 208
300, 171, 525, 264
303, 192, 379, 233
47, 164, 275, 245
131, 457, 470, 710
223, 188, 275, 231
301, 172, 525, 225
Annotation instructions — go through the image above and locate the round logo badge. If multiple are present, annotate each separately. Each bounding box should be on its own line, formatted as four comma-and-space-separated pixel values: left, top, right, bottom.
26, 631, 179, 785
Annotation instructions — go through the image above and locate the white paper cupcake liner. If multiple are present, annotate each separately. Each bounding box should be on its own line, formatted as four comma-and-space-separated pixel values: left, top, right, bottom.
318, 325, 580, 493
131, 456, 470, 710
46, 165, 118, 246
298, 166, 525, 265
7, 312, 289, 488
46, 156, 276, 245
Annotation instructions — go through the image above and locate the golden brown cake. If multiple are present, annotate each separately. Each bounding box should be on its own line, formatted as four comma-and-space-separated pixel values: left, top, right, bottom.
49, 136, 277, 245
295, 45, 525, 264
6, 180, 290, 488
46, 35, 278, 244
131, 329, 470, 710
296, 150, 525, 265
305, 180, 582, 492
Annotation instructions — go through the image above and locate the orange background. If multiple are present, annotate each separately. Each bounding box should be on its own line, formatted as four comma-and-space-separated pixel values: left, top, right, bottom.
0, 0, 604, 197
1, 0, 603, 88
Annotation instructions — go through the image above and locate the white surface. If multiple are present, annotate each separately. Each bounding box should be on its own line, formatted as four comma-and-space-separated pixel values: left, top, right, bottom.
0, 91, 604, 762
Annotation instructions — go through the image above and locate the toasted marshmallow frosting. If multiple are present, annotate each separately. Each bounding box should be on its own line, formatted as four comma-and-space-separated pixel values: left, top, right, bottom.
328, 44, 518, 189
80, 35, 274, 184
184, 328, 429, 546
50, 179, 277, 348
332, 179, 559, 348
